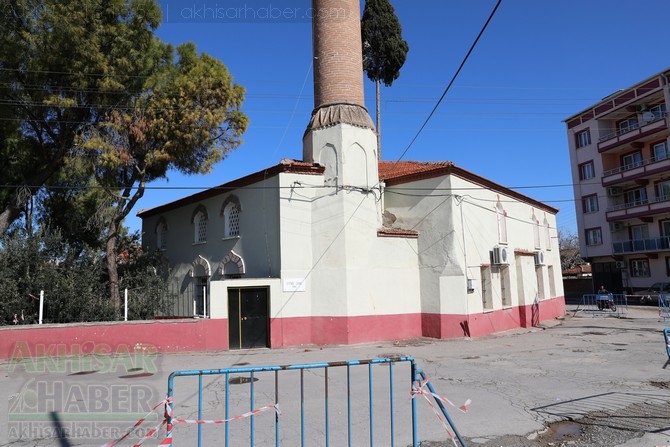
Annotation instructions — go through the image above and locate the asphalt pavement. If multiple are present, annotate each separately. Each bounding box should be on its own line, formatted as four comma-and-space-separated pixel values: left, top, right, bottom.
2, 304, 670, 446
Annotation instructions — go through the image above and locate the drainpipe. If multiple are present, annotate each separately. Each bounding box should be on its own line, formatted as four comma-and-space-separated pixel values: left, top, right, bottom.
456, 195, 471, 336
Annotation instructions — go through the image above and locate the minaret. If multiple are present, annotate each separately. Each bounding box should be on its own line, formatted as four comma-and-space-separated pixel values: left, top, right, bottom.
301, 0, 385, 345
304, 0, 378, 188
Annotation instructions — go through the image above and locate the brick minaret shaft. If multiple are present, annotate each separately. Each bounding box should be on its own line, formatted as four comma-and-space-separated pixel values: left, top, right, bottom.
306, 0, 374, 133
313, 0, 364, 108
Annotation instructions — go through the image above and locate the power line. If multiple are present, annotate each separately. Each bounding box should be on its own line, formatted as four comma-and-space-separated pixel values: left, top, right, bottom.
393, 0, 502, 164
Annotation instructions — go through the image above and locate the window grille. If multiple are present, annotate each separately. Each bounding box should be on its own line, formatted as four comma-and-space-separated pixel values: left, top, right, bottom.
195, 212, 207, 243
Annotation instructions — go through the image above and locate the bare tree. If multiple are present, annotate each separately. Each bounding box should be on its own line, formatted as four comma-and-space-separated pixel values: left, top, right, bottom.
558, 227, 586, 272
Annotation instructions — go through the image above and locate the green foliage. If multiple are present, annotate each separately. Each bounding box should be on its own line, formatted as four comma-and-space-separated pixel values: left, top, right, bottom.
0, 0, 166, 232
361, 0, 409, 87
36, 158, 114, 253
85, 41, 248, 186
0, 228, 113, 325
0, 229, 175, 325
115, 233, 177, 320
0, 0, 248, 309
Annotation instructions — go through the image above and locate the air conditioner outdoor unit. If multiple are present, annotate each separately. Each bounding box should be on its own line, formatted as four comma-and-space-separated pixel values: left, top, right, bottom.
534, 251, 546, 266
615, 260, 626, 270
607, 187, 622, 196
609, 222, 624, 231
492, 246, 511, 265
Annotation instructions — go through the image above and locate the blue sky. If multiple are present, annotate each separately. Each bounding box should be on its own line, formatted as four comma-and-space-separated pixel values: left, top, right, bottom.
129, 0, 670, 237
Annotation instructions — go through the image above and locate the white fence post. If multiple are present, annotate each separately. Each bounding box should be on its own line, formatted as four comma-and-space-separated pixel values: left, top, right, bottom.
39, 290, 44, 324
203, 285, 207, 319
124, 288, 128, 321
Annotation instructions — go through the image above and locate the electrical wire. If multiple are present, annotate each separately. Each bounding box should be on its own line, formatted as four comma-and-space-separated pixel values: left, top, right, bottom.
391, 0, 502, 166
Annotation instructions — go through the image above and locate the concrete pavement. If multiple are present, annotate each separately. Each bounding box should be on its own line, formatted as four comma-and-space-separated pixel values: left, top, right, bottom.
2, 304, 670, 446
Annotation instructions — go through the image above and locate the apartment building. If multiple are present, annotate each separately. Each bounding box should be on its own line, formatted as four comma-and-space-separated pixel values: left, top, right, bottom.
565, 69, 670, 293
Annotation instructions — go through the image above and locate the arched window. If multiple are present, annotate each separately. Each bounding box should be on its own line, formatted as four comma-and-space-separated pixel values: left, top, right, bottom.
496, 200, 508, 244
155, 217, 168, 250
224, 202, 240, 237
532, 210, 541, 249
191, 205, 208, 243
221, 195, 242, 238
544, 216, 551, 250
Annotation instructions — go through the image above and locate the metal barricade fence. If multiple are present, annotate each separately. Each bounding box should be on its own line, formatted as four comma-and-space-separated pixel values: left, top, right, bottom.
573, 294, 628, 318
659, 294, 670, 322
163, 356, 467, 446
663, 328, 670, 359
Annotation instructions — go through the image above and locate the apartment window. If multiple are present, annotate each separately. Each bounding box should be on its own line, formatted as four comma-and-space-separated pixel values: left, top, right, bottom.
156, 218, 168, 250
579, 161, 595, 181
655, 180, 670, 201
662, 221, 670, 252
481, 266, 492, 310
585, 228, 602, 246
630, 224, 649, 251
662, 220, 670, 238
630, 259, 650, 278
496, 201, 508, 244
582, 194, 598, 213
625, 187, 648, 207
192, 206, 208, 243
649, 103, 667, 121
576, 129, 591, 148
621, 151, 643, 170
666, 256, 670, 277
617, 116, 639, 134
653, 141, 669, 161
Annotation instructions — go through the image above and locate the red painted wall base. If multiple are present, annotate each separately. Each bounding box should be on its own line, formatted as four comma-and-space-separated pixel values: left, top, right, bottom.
0, 298, 566, 359
1, 318, 228, 360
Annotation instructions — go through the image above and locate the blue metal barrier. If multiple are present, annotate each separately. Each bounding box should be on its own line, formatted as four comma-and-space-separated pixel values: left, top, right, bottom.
664, 329, 670, 359
573, 294, 628, 317
659, 295, 670, 322
163, 356, 466, 446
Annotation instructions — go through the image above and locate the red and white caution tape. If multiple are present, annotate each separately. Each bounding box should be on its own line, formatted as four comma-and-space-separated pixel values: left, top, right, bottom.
101, 397, 172, 447
411, 378, 471, 446
158, 402, 280, 446
131, 419, 167, 447
101, 396, 279, 447
170, 403, 281, 425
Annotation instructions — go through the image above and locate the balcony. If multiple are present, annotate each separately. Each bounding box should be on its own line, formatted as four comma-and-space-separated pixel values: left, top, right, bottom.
602, 154, 670, 186
613, 235, 670, 254
606, 195, 670, 221
598, 113, 668, 152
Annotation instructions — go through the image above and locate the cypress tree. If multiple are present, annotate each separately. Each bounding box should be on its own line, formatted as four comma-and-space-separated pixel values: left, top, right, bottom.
361, 0, 409, 159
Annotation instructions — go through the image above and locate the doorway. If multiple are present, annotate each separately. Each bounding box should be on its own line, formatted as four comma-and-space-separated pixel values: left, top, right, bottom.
228, 287, 270, 349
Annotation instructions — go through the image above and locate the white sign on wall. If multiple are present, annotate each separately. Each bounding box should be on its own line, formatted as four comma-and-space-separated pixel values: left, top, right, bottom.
283, 278, 306, 292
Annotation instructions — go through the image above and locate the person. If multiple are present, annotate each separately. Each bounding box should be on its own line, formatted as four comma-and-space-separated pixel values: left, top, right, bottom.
596, 285, 615, 311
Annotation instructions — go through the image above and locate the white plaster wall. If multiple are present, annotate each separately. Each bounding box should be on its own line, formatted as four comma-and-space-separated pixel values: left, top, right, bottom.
276, 171, 318, 319
301, 124, 420, 317
140, 176, 281, 278
384, 172, 563, 316
209, 278, 282, 319
140, 175, 283, 316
